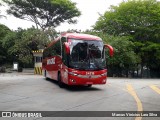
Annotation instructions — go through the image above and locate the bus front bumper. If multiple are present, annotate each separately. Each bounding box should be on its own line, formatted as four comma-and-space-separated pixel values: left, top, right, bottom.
68, 74, 107, 85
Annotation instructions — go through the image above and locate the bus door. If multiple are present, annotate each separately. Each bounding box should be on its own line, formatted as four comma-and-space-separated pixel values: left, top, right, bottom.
61, 37, 69, 84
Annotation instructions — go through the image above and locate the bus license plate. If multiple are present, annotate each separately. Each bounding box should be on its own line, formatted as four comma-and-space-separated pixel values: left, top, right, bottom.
86, 82, 93, 84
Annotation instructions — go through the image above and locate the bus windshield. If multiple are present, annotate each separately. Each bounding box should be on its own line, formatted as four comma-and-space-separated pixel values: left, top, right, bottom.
69, 39, 106, 70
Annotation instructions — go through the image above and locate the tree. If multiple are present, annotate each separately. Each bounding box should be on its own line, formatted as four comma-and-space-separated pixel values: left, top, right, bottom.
2, 27, 55, 67
0, 24, 11, 65
140, 42, 160, 77
3, 0, 81, 30
94, 0, 160, 77
94, 0, 160, 43
106, 36, 140, 77
2, 28, 47, 67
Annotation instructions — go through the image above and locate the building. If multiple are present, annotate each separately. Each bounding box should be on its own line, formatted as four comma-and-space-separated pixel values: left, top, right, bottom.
32, 49, 43, 75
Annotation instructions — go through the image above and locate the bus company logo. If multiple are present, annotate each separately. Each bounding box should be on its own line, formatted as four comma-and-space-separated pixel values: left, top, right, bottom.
2, 112, 11, 117
47, 58, 55, 65
86, 72, 94, 75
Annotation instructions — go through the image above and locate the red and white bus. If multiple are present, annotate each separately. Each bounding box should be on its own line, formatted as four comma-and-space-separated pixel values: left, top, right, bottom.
42, 33, 113, 87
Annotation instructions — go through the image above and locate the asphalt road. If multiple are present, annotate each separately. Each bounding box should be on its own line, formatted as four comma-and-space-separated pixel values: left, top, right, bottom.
0, 73, 160, 120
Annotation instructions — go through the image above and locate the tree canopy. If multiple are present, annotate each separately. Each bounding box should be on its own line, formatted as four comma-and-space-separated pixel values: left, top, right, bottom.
94, 0, 160, 77
94, 0, 160, 43
2, 27, 56, 66
0, 24, 11, 65
3, 0, 81, 30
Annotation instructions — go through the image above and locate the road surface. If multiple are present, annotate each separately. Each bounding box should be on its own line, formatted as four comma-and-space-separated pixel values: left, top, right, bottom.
0, 73, 160, 120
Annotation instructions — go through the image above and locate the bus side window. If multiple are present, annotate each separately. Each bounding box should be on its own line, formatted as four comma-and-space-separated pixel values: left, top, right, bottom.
61, 37, 68, 66
54, 40, 61, 56
43, 48, 50, 59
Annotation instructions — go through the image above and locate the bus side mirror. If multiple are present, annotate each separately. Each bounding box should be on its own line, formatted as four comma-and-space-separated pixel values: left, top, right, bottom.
64, 42, 70, 54
104, 44, 114, 57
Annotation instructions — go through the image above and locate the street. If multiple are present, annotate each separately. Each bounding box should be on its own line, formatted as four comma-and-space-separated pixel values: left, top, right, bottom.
0, 73, 160, 120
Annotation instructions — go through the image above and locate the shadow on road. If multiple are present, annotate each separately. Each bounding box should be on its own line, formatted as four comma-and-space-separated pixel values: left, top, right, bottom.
44, 78, 103, 92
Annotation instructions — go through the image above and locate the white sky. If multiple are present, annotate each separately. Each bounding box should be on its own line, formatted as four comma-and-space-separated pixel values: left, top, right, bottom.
0, 0, 124, 31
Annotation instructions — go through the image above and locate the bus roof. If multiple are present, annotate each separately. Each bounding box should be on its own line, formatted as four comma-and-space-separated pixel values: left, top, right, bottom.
62, 33, 102, 41
46, 33, 102, 48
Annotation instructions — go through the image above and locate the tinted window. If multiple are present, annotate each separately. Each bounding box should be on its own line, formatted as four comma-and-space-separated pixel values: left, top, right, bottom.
43, 39, 61, 59
61, 37, 68, 66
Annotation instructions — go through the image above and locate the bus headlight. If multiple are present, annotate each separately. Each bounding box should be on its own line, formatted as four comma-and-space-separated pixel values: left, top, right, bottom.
101, 72, 107, 76
68, 72, 78, 76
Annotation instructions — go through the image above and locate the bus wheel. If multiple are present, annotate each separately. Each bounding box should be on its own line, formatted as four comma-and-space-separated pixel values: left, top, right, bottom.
44, 70, 49, 80
87, 84, 92, 87
58, 73, 64, 88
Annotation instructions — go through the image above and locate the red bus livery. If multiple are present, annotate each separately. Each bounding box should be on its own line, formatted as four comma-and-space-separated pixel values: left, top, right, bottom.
42, 33, 113, 87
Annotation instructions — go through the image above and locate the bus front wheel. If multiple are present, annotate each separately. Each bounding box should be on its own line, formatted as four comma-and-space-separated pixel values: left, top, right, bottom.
44, 70, 49, 80
87, 84, 92, 87
58, 73, 64, 88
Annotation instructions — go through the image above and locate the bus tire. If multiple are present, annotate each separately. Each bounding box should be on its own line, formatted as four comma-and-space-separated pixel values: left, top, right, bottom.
44, 70, 49, 80
87, 84, 92, 87
58, 72, 64, 88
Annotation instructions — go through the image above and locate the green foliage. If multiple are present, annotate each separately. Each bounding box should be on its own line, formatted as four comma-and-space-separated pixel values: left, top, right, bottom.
0, 24, 11, 65
94, 0, 160, 43
141, 42, 160, 68
105, 35, 140, 77
106, 36, 140, 77
139, 42, 160, 77
2, 27, 55, 66
93, 0, 160, 77
0, 22, 58, 67
0, 24, 11, 40
3, 0, 81, 30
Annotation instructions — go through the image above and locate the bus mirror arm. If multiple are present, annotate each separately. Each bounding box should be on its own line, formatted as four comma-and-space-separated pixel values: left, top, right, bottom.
64, 42, 70, 54
104, 44, 114, 57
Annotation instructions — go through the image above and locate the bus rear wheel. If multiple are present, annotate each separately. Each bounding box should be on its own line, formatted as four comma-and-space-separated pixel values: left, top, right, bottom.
58, 73, 64, 88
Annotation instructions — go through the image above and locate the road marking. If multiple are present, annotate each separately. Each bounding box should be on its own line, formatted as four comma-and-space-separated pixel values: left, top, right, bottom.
150, 85, 160, 94
126, 84, 143, 120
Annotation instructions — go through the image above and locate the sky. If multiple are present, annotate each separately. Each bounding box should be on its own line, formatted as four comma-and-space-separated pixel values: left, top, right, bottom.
0, 0, 124, 31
